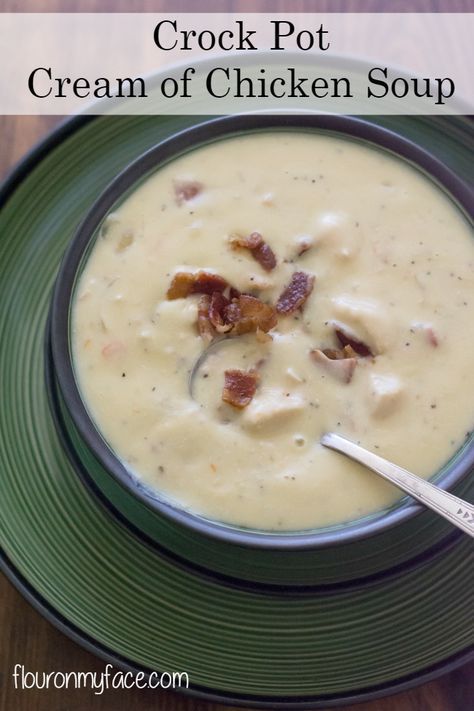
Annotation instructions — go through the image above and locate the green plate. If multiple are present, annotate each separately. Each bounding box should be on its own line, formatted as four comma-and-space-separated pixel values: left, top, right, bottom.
1, 114, 473, 708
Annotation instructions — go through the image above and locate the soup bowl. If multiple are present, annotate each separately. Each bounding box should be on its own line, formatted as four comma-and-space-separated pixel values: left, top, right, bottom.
49, 113, 474, 587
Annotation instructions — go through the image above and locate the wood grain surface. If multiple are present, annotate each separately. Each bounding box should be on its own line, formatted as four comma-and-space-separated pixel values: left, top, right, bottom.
1, 1, 473, 710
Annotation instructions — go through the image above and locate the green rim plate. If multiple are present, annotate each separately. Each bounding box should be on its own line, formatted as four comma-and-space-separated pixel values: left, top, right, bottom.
0, 114, 473, 708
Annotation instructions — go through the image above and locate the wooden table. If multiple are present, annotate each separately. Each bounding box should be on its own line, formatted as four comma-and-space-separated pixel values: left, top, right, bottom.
1, 1, 472, 709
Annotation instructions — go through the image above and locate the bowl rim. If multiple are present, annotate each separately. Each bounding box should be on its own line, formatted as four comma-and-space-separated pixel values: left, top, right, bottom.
50, 113, 474, 551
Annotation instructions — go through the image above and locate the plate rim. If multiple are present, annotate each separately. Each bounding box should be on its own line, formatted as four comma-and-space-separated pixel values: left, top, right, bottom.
1, 112, 473, 708
2, 550, 473, 710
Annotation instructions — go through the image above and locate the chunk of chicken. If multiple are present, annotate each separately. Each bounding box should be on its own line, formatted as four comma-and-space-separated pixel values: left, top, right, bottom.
241, 389, 306, 430
368, 373, 404, 418
330, 295, 392, 354
312, 212, 361, 260
310, 348, 357, 384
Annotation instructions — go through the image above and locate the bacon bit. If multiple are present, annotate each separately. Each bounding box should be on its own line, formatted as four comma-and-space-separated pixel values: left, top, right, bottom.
101, 341, 126, 359
222, 300, 242, 325
276, 272, 315, 314
167, 273, 277, 340
310, 347, 357, 384
334, 326, 373, 358
210, 463, 217, 473
209, 292, 233, 333
197, 295, 214, 342
232, 294, 278, 335
222, 369, 260, 408
228, 286, 241, 300
166, 272, 194, 299
166, 271, 228, 299
229, 232, 277, 271
174, 180, 203, 205
196, 293, 276, 341
187, 272, 227, 296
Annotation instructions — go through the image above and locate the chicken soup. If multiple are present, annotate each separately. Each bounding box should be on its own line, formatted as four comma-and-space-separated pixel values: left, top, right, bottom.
72, 132, 474, 530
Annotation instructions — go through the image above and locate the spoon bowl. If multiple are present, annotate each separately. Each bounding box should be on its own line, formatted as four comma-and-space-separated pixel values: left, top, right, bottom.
188, 336, 232, 399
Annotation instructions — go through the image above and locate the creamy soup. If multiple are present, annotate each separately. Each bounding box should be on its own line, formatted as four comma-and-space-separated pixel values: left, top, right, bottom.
72, 132, 473, 531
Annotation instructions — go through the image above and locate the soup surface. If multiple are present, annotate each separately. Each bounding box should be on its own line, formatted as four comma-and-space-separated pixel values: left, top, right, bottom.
72, 131, 474, 531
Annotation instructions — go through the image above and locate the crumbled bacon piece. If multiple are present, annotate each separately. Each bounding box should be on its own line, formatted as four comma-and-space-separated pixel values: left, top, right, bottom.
174, 180, 203, 205
222, 369, 260, 408
310, 346, 357, 383
166, 271, 228, 300
229, 232, 277, 271
276, 272, 315, 314
197, 295, 214, 342
231, 294, 278, 335
167, 272, 276, 340
222, 300, 241, 325
334, 326, 373, 358
166, 272, 194, 299
195, 292, 276, 341
209, 292, 233, 333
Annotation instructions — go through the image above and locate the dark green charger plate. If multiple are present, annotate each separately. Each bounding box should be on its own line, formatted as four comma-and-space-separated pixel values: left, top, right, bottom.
1, 113, 473, 708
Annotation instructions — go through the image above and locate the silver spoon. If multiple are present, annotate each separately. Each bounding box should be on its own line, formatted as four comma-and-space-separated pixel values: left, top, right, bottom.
321, 433, 474, 538
189, 333, 270, 399
188, 336, 232, 399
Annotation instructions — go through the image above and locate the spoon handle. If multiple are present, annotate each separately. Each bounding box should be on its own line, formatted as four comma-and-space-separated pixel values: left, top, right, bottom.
321, 433, 474, 539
